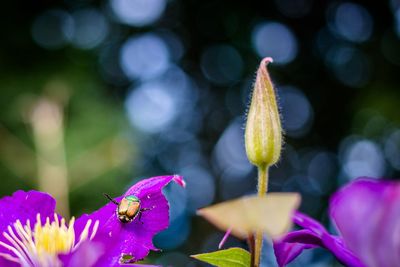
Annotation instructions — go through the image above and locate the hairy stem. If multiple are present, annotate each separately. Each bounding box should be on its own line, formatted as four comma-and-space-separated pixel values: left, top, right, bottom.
254, 165, 268, 267
257, 164, 268, 196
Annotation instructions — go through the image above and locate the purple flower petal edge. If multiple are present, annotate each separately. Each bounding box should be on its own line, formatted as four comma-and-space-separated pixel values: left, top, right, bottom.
0, 190, 56, 234
273, 211, 364, 267
273, 229, 318, 267
330, 178, 400, 267
0, 190, 56, 266
59, 240, 104, 267
75, 175, 185, 267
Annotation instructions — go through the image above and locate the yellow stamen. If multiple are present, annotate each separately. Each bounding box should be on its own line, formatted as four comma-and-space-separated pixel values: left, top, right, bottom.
0, 213, 99, 267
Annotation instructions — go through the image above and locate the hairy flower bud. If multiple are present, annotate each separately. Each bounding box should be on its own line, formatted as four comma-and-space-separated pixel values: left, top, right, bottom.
245, 57, 282, 167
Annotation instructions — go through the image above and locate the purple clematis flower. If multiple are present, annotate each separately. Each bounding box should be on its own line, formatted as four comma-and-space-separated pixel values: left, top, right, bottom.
274, 177, 400, 267
0, 175, 185, 267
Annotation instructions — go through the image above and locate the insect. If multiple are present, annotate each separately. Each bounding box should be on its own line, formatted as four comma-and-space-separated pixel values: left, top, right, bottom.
104, 194, 151, 223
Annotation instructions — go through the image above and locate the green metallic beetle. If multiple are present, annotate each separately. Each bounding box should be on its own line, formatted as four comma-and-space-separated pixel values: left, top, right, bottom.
104, 194, 150, 223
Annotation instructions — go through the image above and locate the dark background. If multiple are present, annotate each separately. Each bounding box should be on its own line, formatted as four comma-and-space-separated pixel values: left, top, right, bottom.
1, 0, 399, 266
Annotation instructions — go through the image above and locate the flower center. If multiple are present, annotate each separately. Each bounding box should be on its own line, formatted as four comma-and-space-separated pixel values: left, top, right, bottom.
0, 214, 99, 267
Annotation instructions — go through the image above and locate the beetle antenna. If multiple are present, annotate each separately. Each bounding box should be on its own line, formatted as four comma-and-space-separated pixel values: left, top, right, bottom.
103, 193, 119, 205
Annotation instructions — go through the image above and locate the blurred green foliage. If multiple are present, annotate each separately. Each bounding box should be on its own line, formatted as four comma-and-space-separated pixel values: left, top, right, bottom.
0, 50, 134, 216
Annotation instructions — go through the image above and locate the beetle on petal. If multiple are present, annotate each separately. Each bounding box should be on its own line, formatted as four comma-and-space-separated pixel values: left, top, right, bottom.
104, 194, 151, 223
0, 175, 185, 267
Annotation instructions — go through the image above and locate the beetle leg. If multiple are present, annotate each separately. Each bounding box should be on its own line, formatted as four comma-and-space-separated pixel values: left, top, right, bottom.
138, 211, 144, 224
138, 207, 152, 224
140, 207, 151, 212
103, 193, 119, 205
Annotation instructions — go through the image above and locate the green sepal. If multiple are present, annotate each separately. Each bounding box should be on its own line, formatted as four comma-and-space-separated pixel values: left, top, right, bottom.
191, 247, 251, 267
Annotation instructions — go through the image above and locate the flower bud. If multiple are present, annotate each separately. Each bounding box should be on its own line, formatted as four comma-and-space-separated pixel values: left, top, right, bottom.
245, 57, 282, 167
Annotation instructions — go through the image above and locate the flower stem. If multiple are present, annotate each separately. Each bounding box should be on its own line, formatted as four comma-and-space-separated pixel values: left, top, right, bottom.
254, 164, 268, 267
257, 164, 268, 196
247, 235, 255, 267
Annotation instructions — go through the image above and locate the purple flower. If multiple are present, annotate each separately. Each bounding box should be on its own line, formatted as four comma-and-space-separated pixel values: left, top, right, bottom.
0, 175, 184, 267
274, 177, 400, 267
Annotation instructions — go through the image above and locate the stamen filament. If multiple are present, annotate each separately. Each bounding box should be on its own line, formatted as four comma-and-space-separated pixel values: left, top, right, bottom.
3, 231, 33, 266
0, 213, 99, 267
0, 252, 19, 263
0, 240, 31, 267
75, 219, 91, 248
15, 220, 37, 254
90, 221, 99, 241
5, 227, 34, 266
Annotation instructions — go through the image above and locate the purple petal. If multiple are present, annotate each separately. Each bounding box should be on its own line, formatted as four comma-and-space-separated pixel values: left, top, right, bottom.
59, 240, 104, 267
75, 175, 184, 266
274, 212, 365, 267
292, 211, 329, 237
0, 256, 19, 267
0, 190, 56, 233
330, 178, 400, 267
120, 265, 161, 267
218, 228, 232, 249
0, 191, 55, 265
273, 230, 319, 267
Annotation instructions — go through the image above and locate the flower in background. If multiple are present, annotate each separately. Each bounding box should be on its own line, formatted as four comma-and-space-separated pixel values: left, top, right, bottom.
274, 178, 400, 267
0, 175, 185, 267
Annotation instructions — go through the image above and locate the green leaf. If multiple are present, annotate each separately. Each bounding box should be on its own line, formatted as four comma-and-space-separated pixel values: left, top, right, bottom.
191, 247, 251, 267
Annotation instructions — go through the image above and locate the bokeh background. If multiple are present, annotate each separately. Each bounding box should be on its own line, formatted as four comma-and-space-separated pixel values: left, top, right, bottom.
1, 0, 400, 266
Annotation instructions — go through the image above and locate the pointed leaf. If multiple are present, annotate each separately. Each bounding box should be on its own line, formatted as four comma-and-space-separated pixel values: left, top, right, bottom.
191, 247, 251, 267
197, 193, 301, 239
